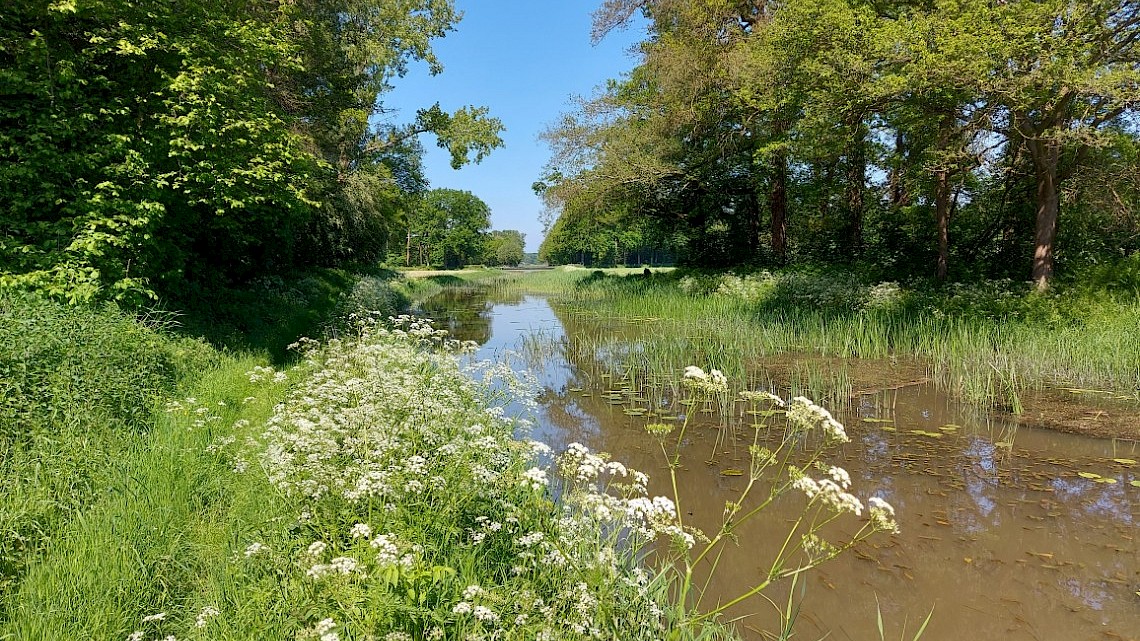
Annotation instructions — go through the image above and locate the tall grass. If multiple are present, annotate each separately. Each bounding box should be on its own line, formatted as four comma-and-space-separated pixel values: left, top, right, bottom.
0, 292, 216, 613
479, 267, 1140, 410
6, 355, 287, 639
0, 270, 416, 632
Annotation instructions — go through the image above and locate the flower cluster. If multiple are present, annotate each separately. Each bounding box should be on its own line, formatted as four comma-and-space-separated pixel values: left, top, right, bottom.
868, 496, 900, 533
739, 389, 786, 406
224, 317, 689, 640
682, 365, 729, 395
787, 396, 850, 443
791, 467, 865, 516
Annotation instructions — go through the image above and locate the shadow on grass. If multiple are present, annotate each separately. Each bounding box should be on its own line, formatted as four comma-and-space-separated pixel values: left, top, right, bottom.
170, 268, 403, 365
422, 275, 468, 287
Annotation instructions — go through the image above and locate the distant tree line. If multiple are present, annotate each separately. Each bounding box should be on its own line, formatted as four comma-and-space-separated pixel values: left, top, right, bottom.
398, 188, 525, 268
539, 0, 1140, 288
0, 0, 503, 303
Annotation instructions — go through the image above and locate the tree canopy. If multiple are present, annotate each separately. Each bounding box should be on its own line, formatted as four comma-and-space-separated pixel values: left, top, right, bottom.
485, 230, 526, 267
539, 0, 1140, 287
405, 189, 492, 269
0, 0, 503, 303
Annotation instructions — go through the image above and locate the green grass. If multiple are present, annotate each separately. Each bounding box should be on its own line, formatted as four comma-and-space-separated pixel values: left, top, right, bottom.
1, 272, 740, 640
0, 269, 411, 630
470, 267, 1140, 410
6, 354, 287, 639
0, 291, 218, 613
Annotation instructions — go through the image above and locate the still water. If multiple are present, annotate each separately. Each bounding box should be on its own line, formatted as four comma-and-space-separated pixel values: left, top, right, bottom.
420, 291, 1140, 641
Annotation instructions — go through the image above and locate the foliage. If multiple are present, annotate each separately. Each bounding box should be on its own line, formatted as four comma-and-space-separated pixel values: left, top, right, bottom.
484, 230, 526, 267
0, 0, 503, 303
539, 202, 674, 267
0, 290, 215, 611
407, 189, 492, 269
171, 268, 411, 363
539, 0, 1140, 285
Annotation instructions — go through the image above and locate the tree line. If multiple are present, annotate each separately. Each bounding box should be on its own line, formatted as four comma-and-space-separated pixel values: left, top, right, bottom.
402, 188, 525, 268
539, 0, 1140, 288
0, 0, 505, 303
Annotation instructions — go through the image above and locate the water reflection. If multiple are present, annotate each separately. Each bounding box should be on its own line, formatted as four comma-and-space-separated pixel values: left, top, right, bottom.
428, 290, 1140, 641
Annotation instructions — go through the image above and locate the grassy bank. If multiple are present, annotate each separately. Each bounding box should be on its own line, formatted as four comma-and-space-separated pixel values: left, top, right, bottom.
473, 267, 1140, 424
0, 273, 741, 639
0, 271, 405, 631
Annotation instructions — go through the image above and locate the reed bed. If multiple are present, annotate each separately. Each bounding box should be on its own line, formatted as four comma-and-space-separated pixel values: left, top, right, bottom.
481, 268, 1140, 411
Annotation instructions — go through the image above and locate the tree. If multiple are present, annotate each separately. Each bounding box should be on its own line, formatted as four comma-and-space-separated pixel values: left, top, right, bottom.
485, 230, 526, 267
973, 0, 1140, 289
410, 189, 491, 269
0, 0, 504, 302
540, 0, 1140, 282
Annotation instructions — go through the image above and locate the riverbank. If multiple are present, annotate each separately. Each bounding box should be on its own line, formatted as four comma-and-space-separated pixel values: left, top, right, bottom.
463, 266, 1140, 441
0, 274, 736, 639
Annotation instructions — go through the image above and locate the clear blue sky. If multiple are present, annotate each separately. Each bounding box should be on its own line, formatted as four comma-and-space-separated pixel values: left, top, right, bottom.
383, 1, 646, 252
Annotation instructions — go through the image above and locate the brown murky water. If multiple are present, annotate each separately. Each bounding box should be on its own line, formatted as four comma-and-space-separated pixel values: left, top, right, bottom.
420, 291, 1140, 641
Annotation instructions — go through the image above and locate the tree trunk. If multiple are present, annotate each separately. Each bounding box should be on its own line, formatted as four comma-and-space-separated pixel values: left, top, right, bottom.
817, 163, 831, 223
846, 121, 867, 257
745, 191, 761, 259
890, 129, 909, 210
770, 149, 788, 265
935, 169, 950, 280
1028, 140, 1061, 291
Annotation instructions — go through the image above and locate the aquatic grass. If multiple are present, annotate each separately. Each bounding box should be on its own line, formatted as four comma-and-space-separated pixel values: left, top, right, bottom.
491, 269, 1140, 412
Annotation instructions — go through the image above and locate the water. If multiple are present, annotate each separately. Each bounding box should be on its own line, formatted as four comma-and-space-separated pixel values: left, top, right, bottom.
419, 291, 1140, 641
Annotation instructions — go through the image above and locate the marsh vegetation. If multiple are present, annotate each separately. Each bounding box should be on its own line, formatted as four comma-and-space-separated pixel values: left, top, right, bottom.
412, 270, 1140, 640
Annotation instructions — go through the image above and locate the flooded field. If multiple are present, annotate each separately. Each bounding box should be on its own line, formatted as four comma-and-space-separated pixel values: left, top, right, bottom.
419, 290, 1140, 641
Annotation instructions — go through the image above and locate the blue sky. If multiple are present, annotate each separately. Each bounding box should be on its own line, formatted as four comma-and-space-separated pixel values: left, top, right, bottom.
383, 1, 646, 252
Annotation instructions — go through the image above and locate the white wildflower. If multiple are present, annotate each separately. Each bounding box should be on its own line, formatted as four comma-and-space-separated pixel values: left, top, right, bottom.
473, 605, 499, 623
452, 601, 473, 615
243, 542, 268, 558
521, 466, 548, 490
828, 466, 852, 489
194, 606, 220, 629
868, 496, 900, 533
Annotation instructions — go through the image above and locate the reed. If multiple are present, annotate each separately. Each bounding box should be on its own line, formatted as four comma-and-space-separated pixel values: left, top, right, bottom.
477, 267, 1140, 411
